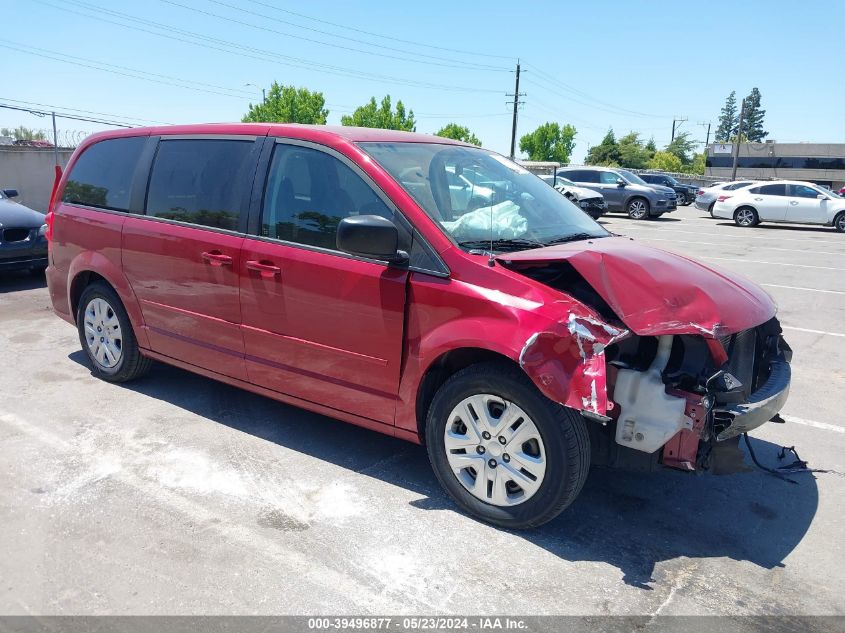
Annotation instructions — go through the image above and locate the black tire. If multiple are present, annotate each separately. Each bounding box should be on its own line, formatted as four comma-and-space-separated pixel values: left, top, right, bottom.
708, 202, 716, 218
626, 197, 650, 220
76, 281, 152, 383
835, 212, 845, 233
734, 206, 759, 227
425, 362, 590, 529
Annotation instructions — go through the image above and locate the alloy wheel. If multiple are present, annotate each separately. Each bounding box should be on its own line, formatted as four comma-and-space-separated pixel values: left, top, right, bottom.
736, 208, 756, 226
628, 200, 647, 219
83, 297, 123, 369
837, 215, 845, 232
443, 394, 546, 507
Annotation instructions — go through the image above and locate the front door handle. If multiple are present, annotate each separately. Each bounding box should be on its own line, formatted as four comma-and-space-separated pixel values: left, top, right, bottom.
246, 259, 281, 278
201, 251, 233, 266
789, 200, 799, 205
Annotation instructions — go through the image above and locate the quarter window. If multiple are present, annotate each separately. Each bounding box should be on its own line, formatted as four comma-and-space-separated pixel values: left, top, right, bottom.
145, 139, 255, 231
261, 144, 393, 250
62, 136, 146, 211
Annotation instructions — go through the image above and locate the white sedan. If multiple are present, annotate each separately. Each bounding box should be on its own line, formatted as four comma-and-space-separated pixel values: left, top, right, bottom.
711, 180, 845, 232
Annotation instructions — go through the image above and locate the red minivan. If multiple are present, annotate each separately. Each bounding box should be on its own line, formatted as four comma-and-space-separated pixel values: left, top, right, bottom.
46, 124, 792, 527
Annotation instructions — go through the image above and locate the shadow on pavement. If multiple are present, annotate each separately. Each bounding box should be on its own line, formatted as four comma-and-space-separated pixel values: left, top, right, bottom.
69, 353, 819, 590
0, 270, 46, 293
712, 221, 839, 235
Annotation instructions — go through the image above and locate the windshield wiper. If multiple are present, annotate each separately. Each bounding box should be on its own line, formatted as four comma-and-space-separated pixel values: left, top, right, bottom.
543, 232, 607, 245
458, 238, 545, 252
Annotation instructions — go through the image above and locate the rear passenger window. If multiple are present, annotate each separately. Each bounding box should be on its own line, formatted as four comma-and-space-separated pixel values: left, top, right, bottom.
261, 144, 393, 250
751, 184, 787, 196
62, 136, 146, 211
145, 139, 255, 231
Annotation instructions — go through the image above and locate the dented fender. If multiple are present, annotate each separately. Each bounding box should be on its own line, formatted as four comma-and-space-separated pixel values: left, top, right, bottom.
519, 311, 628, 415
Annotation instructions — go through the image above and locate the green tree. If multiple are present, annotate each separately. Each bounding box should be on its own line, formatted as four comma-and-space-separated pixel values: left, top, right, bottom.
617, 132, 652, 169
715, 91, 738, 142
241, 82, 328, 124
434, 123, 481, 146
648, 151, 683, 172
0, 126, 47, 141
518, 122, 576, 163
341, 95, 416, 131
665, 131, 696, 164
645, 137, 657, 154
585, 129, 620, 165
740, 87, 768, 142
682, 152, 706, 175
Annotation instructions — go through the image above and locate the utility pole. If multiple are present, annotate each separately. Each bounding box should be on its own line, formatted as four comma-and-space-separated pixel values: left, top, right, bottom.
671, 116, 687, 142
697, 121, 712, 149
507, 60, 525, 160
731, 98, 747, 181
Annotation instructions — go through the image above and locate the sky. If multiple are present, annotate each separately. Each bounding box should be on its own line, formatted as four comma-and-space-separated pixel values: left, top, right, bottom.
2, 0, 843, 163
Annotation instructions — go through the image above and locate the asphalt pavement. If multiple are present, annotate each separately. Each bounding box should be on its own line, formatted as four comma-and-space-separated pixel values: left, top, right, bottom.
0, 205, 843, 616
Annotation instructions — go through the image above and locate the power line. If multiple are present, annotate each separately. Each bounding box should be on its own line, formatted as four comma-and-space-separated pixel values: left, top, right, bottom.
243, 0, 514, 61
35, 0, 502, 94
183, 0, 509, 72
521, 67, 669, 119
0, 103, 134, 128
0, 97, 172, 125
1, 42, 258, 101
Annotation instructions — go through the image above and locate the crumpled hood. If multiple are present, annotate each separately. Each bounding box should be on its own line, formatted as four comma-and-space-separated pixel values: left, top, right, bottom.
557, 184, 602, 200
497, 237, 776, 337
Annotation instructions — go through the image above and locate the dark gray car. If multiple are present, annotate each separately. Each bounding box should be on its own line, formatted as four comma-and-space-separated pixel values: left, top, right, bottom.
557, 167, 677, 219
0, 189, 48, 274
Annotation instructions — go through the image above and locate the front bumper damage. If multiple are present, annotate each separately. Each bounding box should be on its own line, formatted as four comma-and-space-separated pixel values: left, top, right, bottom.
713, 357, 790, 441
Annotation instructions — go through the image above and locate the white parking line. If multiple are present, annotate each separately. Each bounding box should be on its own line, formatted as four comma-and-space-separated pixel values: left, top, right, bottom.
612, 224, 845, 247
782, 325, 845, 338
762, 283, 845, 295
781, 415, 845, 434
632, 236, 838, 257
700, 256, 845, 271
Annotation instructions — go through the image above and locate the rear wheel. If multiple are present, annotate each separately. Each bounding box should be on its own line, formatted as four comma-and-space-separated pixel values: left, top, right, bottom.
425, 362, 590, 528
77, 282, 152, 382
708, 202, 716, 218
734, 207, 759, 227
627, 197, 650, 220
835, 212, 845, 232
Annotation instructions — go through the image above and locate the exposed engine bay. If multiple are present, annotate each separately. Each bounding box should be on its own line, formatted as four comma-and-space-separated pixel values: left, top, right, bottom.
500, 252, 792, 475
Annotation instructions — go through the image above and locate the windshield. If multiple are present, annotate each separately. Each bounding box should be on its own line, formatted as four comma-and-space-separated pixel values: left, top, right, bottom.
360, 143, 609, 251
617, 169, 649, 186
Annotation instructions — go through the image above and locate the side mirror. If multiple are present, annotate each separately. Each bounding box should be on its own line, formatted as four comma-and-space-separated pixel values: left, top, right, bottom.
817, 194, 826, 199
337, 215, 408, 263
2, 188, 19, 198
616, 178, 626, 187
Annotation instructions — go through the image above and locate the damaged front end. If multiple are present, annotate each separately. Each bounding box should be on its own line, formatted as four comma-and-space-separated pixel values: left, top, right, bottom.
498, 238, 792, 475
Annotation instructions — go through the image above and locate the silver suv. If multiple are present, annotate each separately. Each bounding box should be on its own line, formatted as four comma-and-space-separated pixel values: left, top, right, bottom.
557, 167, 677, 219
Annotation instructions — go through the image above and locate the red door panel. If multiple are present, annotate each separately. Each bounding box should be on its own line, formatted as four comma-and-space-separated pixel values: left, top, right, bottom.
122, 217, 247, 379
239, 239, 407, 424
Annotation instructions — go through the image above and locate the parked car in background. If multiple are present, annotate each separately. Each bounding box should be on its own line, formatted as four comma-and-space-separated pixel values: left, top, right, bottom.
538, 174, 607, 219
0, 187, 48, 274
712, 180, 845, 231
695, 181, 758, 216
557, 166, 677, 219
639, 173, 697, 206
838, 186, 845, 196
46, 123, 792, 528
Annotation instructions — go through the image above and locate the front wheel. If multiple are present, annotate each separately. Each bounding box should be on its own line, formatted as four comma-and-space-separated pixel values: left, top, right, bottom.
425, 362, 590, 528
835, 212, 845, 232
676, 193, 686, 206
734, 207, 759, 227
626, 197, 650, 220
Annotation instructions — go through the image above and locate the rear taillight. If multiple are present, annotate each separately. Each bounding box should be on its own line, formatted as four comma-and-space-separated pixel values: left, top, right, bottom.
696, 189, 704, 196
45, 165, 62, 242
716, 195, 732, 202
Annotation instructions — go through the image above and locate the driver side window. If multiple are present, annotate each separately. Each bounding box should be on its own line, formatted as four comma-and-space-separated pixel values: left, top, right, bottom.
791, 184, 821, 198
599, 171, 621, 184
261, 143, 393, 250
